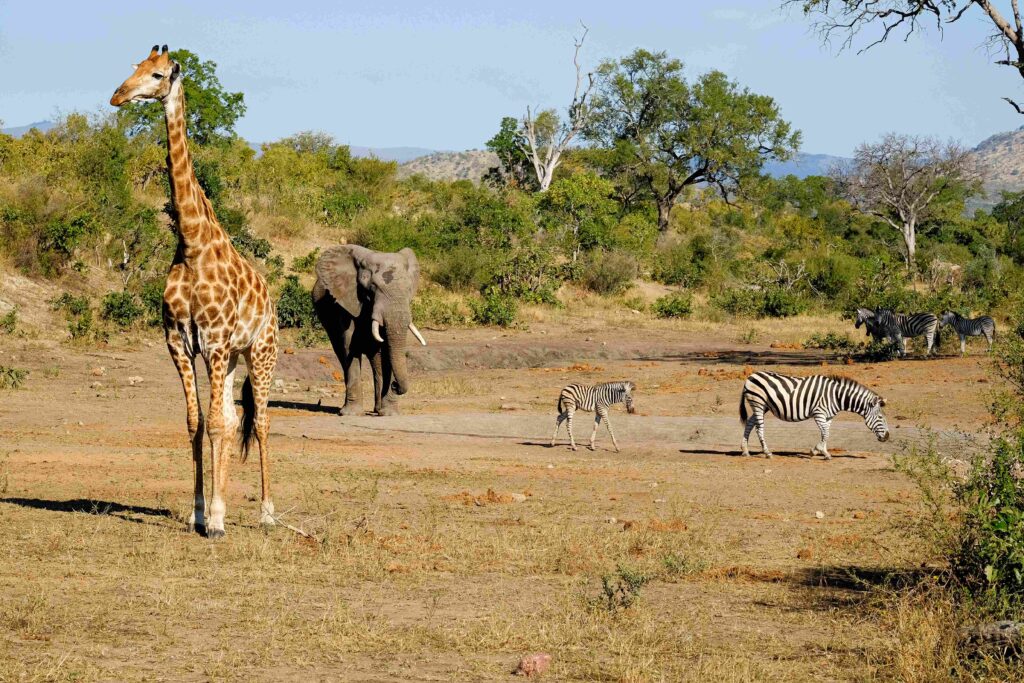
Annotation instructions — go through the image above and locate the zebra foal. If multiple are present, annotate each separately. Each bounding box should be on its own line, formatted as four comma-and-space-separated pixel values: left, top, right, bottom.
939, 311, 995, 356
551, 381, 636, 452
855, 308, 938, 356
740, 371, 890, 460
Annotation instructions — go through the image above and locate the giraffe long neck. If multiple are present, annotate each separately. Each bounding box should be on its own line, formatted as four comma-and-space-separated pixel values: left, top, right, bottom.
163, 79, 221, 253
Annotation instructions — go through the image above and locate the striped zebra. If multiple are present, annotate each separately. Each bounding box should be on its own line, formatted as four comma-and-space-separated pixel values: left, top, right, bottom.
854, 308, 938, 356
939, 311, 995, 356
739, 371, 890, 460
551, 381, 636, 452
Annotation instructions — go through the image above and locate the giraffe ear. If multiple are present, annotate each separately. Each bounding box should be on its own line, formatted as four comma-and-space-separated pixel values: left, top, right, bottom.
315, 245, 362, 318
171, 61, 181, 79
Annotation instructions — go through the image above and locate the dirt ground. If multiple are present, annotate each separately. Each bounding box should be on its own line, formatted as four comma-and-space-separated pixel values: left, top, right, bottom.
0, 316, 998, 681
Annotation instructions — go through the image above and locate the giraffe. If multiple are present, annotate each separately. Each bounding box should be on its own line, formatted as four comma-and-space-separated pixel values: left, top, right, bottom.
111, 45, 278, 538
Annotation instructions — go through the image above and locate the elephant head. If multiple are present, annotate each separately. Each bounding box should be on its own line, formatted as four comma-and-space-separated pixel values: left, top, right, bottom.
314, 245, 425, 395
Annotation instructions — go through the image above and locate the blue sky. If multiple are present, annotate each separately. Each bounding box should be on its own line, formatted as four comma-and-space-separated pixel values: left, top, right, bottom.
1, 1, 1022, 155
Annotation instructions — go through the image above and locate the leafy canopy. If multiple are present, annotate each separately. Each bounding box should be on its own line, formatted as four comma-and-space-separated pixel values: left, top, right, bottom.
118, 49, 246, 146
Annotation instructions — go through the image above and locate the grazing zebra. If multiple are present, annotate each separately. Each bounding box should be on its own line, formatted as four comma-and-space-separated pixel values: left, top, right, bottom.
855, 308, 938, 356
551, 381, 636, 452
939, 311, 995, 356
739, 371, 890, 460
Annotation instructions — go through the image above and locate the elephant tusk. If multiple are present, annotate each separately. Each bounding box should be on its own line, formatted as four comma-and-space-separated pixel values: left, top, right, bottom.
371, 319, 384, 343
408, 322, 427, 346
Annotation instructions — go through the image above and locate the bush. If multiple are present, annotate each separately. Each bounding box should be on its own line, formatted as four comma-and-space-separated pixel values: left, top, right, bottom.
711, 287, 761, 317
712, 286, 807, 318
140, 280, 164, 326
0, 308, 16, 335
652, 291, 693, 319
277, 275, 317, 328
470, 288, 518, 327
100, 291, 143, 327
591, 564, 649, 613
52, 293, 95, 340
290, 247, 320, 274
0, 366, 27, 390
804, 331, 857, 352
578, 249, 638, 295
652, 236, 711, 287
412, 290, 467, 328
430, 246, 492, 291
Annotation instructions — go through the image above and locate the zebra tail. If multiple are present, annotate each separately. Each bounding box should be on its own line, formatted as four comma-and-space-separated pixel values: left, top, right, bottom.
739, 390, 749, 424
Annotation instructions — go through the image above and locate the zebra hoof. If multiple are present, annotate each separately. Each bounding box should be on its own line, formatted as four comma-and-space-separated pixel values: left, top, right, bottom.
763, 452, 773, 459
207, 528, 225, 540
741, 451, 750, 458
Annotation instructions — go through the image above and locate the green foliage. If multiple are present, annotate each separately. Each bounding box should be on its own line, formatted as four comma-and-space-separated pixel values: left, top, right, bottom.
0, 366, 27, 390
712, 286, 807, 318
118, 49, 246, 145
578, 249, 638, 295
540, 172, 618, 258
140, 280, 165, 326
484, 116, 535, 189
411, 289, 467, 328
291, 247, 320, 274
652, 291, 694, 319
470, 288, 518, 327
276, 275, 317, 329
652, 236, 713, 287
804, 331, 857, 352
100, 291, 144, 328
591, 564, 650, 613
52, 294, 95, 341
0, 308, 16, 335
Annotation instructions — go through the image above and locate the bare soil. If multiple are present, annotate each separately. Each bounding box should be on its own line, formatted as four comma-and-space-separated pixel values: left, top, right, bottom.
0, 319, 996, 681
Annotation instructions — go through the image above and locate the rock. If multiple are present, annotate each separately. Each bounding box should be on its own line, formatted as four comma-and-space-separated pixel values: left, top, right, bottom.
585, 337, 592, 342
763, 469, 773, 474
654, 498, 666, 504
546, 464, 554, 469
815, 510, 825, 519
273, 379, 285, 390
90, 366, 106, 377
90, 381, 103, 389
852, 511, 867, 519
944, 457, 971, 480
797, 547, 814, 560
606, 517, 617, 524
514, 653, 552, 677
510, 493, 528, 503
127, 376, 144, 386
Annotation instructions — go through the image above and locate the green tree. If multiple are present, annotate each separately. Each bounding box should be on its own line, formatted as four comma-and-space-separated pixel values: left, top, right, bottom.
118, 49, 246, 146
539, 172, 617, 261
484, 116, 535, 189
587, 50, 800, 233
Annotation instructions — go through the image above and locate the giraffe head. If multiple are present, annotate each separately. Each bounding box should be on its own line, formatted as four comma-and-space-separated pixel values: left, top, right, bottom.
110, 45, 179, 106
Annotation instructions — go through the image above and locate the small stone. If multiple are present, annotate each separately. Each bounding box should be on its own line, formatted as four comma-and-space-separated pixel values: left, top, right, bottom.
77, 421, 84, 427
654, 498, 666, 504
585, 337, 592, 342
797, 547, 814, 560
514, 653, 552, 677
601, 341, 607, 346
546, 464, 554, 469
763, 469, 773, 474
90, 366, 105, 377
274, 379, 285, 389
606, 517, 617, 524
510, 493, 527, 503
90, 381, 103, 389
649, 482, 658, 488
815, 510, 825, 519
852, 511, 866, 519
127, 376, 144, 386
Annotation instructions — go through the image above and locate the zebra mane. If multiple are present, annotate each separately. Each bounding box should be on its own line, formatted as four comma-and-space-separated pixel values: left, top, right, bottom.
826, 374, 879, 398
599, 381, 635, 391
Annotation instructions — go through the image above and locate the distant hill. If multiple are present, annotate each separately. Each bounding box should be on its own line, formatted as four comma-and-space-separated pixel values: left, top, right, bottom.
348, 146, 438, 163
763, 152, 849, 178
1, 120, 56, 137
398, 150, 498, 181
970, 127, 1024, 197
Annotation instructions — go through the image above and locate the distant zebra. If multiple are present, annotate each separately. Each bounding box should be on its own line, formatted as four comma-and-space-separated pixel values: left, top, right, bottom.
939, 311, 995, 356
855, 308, 938, 356
739, 371, 890, 460
551, 381, 636, 452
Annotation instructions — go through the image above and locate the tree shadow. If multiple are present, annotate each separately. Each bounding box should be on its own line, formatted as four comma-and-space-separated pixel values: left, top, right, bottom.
641, 349, 843, 366
793, 564, 935, 592
0, 497, 173, 525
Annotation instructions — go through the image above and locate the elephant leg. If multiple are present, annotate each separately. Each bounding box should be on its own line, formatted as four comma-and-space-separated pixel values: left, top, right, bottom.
340, 353, 362, 416
370, 348, 399, 416
317, 303, 361, 416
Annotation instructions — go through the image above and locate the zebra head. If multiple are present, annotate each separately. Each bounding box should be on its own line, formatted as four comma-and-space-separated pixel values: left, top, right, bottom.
864, 395, 890, 442
624, 381, 636, 414
854, 308, 875, 330
939, 310, 956, 328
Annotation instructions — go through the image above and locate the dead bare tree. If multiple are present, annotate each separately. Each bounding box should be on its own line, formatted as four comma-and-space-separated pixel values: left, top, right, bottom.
787, 0, 1024, 113
832, 134, 979, 271
520, 24, 595, 192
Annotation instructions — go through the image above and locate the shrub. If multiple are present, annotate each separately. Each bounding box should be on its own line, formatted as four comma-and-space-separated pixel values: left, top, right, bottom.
712, 286, 807, 318
591, 564, 649, 613
140, 280, 164, 326
711, 288, 761, 317
52, 293, 95, 340
277, 275, 317, 328
578, 249, 638, 295
100, 291, 143, 327
0, 366, 27, 390
652, 291, 693, 319
412, 290, 467, 328
804, 331, 857, 352
470, 288, 518, 327
0, 308, 16, 335
652, 236, 710, 287
430, 246, 492, 291
760, 286, 808, 318
290, 247, 320, 274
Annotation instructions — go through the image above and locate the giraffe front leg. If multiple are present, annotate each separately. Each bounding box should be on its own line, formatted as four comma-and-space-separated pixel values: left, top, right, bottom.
205, 349, 236, 539
168, 334, 204, 535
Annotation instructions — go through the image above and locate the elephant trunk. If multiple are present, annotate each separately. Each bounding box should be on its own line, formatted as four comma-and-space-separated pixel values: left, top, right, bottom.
378, 302, 412, 396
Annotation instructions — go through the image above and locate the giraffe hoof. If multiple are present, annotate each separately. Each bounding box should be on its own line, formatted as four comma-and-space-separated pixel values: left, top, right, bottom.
207, 528, 225, 540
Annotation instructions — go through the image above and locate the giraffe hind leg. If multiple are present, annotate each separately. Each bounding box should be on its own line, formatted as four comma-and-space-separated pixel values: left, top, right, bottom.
168, 332, 205, 535
246, 323, 278, 528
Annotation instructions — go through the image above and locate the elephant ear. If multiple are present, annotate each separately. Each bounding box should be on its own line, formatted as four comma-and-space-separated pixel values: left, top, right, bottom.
316, 246, 362, 317
400, 248, 420, 296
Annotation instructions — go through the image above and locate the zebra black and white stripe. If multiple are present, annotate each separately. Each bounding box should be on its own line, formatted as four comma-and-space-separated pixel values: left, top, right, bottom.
739, 371, 890, 460
939, 311, 995, 356
855, 308, 938, 356
551, 381, 636, 452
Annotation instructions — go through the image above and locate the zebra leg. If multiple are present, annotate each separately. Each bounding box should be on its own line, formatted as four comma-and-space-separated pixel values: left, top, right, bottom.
566, 409, 577, 451
812, 413, 832, 460
602, 409, 619, 453
551, 413, 566, 446
986, 332, 994, 352
741, 416, 757, 457
754, 407, 771, 458
925, 332, 934, 356
960, 335, 966, 357
589, 412, 602, 451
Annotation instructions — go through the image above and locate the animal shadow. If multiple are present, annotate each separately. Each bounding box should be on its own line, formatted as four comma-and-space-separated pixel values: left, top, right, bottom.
678, 447, 866, 460
266, 399, 338, 414
0, 497, 173, 524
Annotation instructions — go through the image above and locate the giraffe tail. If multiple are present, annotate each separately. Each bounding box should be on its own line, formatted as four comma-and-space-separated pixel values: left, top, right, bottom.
239, 375, 256, 463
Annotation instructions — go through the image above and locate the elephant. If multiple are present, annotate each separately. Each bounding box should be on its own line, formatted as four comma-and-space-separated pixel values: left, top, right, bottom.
312, 245, 426, 416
